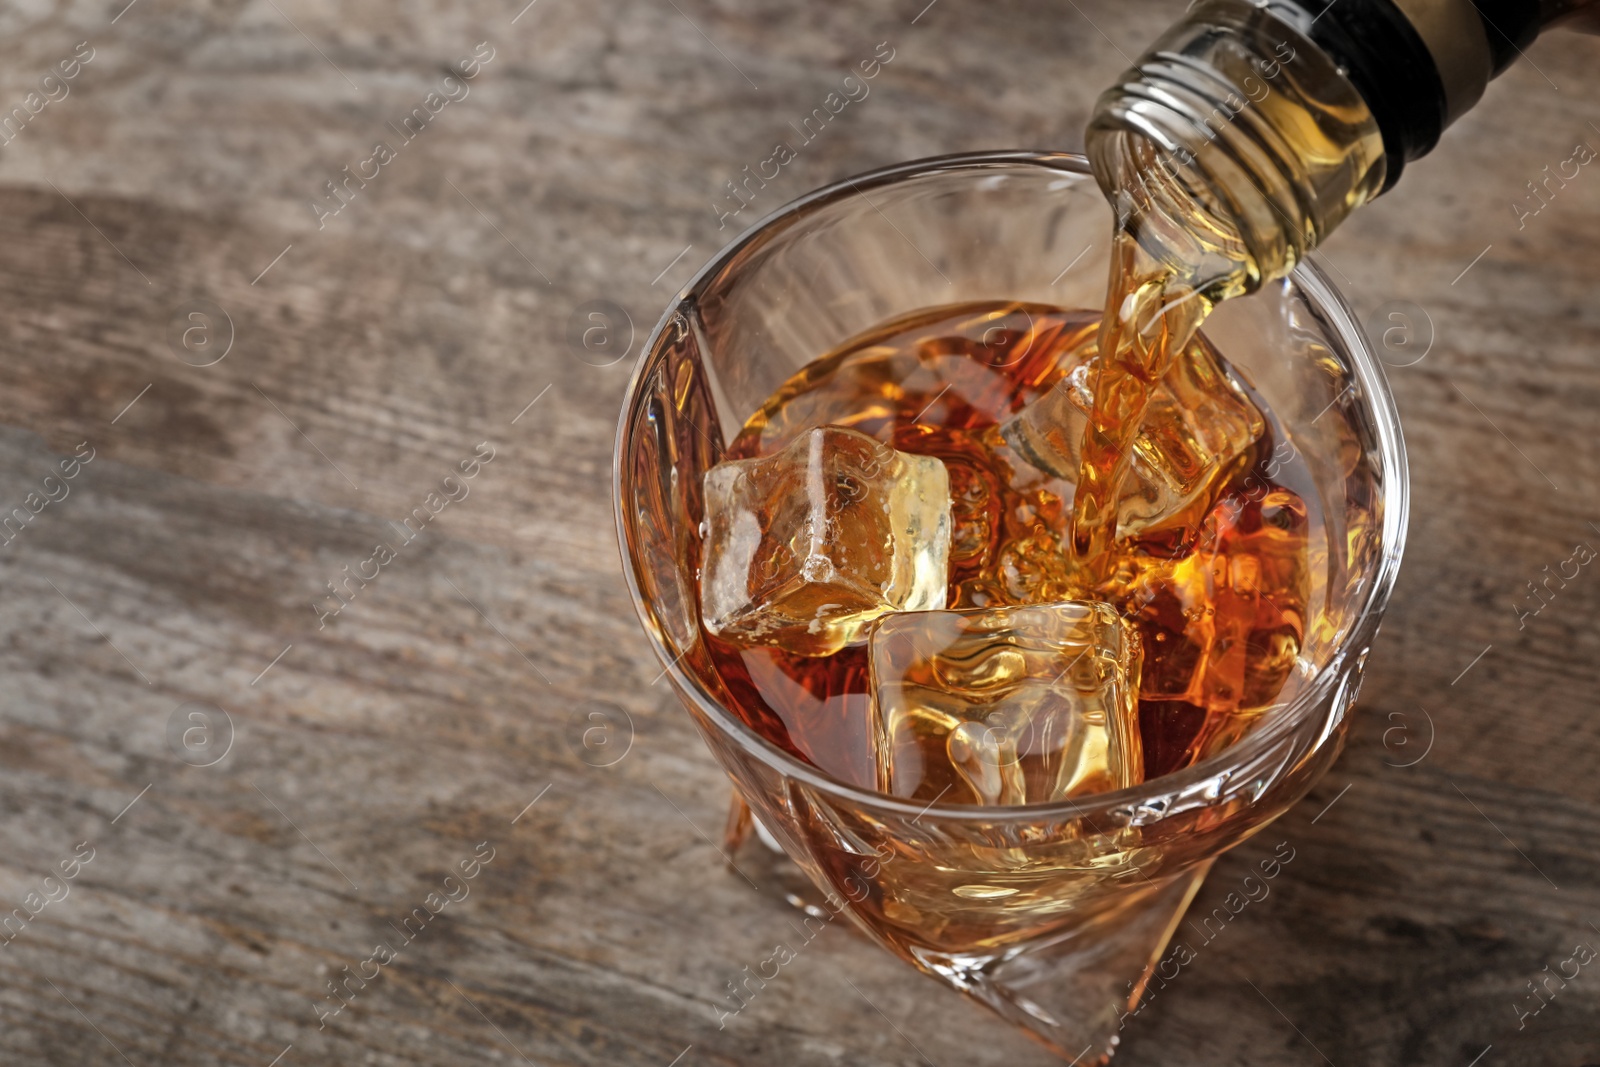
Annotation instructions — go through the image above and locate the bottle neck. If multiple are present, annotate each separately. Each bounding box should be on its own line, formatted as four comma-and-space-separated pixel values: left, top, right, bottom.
1086, 0, 1388, 293
1087, 0, 1588, 290
1295, 0, 1492, 187
1295, 0, 1600, 162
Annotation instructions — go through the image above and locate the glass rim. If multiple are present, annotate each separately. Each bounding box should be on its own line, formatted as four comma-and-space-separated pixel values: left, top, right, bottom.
613, 149, 1411, 824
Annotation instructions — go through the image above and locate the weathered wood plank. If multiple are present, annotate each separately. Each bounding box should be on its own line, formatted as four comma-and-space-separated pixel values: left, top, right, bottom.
0, 1, 1596, 1065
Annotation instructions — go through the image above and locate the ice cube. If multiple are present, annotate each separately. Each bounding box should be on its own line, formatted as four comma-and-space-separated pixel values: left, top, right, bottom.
893, 422, 1084, 611
868, 601, 1143, 805
699, 425, 952, 657
1000, 332, 1264, 537
1125, 486, 1309, 708
1115, 485, 1312, 775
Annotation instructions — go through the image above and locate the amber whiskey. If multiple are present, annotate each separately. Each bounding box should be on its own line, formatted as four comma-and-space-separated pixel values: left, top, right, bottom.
701, 300, 1317, 791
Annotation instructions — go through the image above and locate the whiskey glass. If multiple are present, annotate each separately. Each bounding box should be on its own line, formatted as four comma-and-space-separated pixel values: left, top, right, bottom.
614, 151, 1408, 1062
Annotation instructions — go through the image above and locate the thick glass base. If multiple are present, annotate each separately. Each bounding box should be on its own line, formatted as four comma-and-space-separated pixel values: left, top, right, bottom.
725, 791, 1212, 1064
912, 863, 1211, 1063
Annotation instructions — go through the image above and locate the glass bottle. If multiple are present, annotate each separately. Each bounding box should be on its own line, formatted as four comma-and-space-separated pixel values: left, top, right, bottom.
1086, 0, 1600, 296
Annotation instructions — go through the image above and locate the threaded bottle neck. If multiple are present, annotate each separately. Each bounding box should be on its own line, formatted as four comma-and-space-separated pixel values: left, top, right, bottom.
1086, 0, 1388, 292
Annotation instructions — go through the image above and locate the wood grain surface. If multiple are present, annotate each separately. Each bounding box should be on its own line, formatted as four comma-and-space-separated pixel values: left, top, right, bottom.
0, 1, 1596, 1064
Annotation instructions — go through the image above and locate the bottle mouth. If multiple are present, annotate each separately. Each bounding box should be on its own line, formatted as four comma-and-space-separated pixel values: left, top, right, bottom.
1086, 115, 1265, 303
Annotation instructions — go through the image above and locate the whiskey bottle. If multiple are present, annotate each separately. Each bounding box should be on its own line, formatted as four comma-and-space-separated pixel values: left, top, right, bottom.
1086, 0, 1600, 295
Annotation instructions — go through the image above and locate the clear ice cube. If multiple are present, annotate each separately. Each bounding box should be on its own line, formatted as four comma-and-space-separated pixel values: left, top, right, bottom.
1000, 332, 1265, 537
868, 601, 1144, 805
1123, 486, 1311, 718
699, 425, 952, 657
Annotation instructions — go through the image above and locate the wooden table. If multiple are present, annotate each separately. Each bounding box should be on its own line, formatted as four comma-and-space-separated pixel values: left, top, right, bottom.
0, 1, 1596, 1064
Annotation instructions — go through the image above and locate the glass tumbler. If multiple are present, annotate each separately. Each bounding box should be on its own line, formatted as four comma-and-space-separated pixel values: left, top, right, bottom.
614, 152, 1408, 1062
